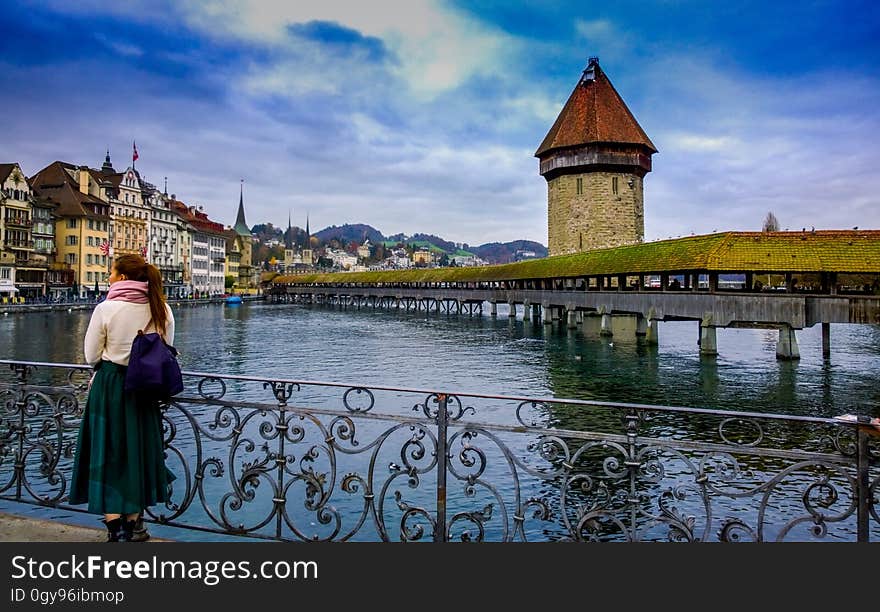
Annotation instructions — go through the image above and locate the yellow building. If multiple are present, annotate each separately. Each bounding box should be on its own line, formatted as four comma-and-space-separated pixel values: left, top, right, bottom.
30, 162, 111, 298
412, 249, 434, 265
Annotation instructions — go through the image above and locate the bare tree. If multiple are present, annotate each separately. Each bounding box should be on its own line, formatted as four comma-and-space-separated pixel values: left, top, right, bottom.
762, 211, 780, 232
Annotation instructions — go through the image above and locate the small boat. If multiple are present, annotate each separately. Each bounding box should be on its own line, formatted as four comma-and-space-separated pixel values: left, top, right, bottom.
225, 295, 243, 305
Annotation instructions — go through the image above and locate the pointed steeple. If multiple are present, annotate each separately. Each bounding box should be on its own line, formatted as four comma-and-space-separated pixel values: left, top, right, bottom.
305, 213, 310, 248
233, 180, 252, 237
285, 209, 293, 249
101, 149, 115, 173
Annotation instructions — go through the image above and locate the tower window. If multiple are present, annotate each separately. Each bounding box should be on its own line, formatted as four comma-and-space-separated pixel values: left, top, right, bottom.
576, 177, 583, 195
612, 177, 619, 195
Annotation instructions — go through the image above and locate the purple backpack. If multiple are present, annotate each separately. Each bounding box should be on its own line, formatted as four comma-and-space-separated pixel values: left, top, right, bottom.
124, 322, 183, 398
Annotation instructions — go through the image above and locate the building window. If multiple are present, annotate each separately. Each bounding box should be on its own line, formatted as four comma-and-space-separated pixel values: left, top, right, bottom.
576, 177, 583, 195
612, 177, 619, 195
87, 272, 93, 282
88, 219, 94, 230
67, 218, 77, 229
0, 268, 10, 280
87, 254, 93, 265
66, 235, 78, 246
66, 253, 77, 265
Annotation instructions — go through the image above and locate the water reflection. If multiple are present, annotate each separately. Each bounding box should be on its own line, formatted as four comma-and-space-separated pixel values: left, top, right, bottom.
1, 303, 878, 418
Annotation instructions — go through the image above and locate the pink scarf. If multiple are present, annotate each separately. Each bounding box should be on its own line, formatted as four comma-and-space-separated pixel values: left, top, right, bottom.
106, 279, 149, 303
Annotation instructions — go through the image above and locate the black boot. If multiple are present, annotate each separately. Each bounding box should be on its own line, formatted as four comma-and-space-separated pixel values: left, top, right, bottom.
120, 519, 137, 542
103, 518, 123, 542
130, 515, 151, 542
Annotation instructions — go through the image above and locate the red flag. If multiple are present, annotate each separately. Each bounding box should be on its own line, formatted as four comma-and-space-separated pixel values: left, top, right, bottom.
140, 245, 148, 260
132, 141, 139, 163
99, 240, 110, 256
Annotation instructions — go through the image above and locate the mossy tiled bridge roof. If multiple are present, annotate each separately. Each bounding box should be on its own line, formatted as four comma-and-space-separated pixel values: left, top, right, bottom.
271, 231, 880, 286
267, 231, 880, 329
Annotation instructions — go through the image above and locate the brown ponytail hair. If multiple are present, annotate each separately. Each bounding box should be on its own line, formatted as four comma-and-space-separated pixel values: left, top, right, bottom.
113, 254, 168, 336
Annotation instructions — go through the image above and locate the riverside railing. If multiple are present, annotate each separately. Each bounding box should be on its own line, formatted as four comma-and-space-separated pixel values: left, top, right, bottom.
1, 359, 877, 542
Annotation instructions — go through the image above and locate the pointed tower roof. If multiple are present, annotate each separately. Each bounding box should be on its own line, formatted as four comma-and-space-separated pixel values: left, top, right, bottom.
101, 150, 115, 174
285, 209, 293, 249
536, 57, 656, 157
233, 181, 251, 237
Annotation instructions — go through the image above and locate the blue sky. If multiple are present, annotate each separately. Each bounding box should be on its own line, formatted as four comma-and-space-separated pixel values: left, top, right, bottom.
2, 1, 878, 245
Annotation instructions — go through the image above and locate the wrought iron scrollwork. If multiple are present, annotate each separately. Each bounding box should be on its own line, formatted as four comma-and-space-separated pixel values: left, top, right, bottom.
0, 360, 876, 542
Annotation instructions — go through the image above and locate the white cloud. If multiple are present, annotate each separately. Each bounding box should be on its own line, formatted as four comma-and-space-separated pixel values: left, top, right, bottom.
176, 0, 512, 97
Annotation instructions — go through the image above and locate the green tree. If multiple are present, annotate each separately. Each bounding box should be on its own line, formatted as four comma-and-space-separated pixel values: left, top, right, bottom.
224, 275, 235, 290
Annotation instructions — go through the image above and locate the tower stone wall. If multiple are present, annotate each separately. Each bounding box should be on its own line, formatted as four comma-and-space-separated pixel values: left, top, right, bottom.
547, 171, 644, 254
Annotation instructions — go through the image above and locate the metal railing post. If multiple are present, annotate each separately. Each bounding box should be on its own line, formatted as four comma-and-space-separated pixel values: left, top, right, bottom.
12, 364, 29, 500
856, 425, 870, 542
435, 394, 448, 543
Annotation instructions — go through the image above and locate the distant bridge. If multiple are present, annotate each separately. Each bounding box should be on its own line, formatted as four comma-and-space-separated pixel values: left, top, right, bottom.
267, 231, 880, 360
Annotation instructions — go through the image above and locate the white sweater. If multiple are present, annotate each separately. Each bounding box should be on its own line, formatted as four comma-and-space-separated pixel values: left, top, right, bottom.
83, 300, 176, 367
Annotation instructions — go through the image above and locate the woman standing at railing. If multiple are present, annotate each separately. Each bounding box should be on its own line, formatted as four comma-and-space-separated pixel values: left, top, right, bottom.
69, 254, 176, 542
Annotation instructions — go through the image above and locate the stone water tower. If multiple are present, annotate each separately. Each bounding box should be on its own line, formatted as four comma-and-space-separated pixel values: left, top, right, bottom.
537, 57, 656, 255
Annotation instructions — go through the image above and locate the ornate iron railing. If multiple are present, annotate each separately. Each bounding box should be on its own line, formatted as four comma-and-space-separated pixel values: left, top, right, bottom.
1, 359, 877, 542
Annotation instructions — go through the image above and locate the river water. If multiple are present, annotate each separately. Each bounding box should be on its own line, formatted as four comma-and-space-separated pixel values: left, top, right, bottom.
1, 302, 878, 541
2, 301, 878, 416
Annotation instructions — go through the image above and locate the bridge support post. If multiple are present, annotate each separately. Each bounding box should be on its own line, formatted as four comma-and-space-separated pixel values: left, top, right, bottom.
645, 319, 659, 346
532, 303, 541, 322
575, 311, 583, 326
599, 308, 613, 337
636, 315, 647, 338
776, 325, 801, 360
699, 324, 718, 357
490, 302, 497, 317
508, 302, 517, 318
567, 309, 577, 329
542, 305, 552, 326
822, 322, 831, 359
523, 300, 531, 322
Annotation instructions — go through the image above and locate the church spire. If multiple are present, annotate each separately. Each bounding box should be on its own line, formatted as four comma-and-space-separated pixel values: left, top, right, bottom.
305, 213, 310, 248
101, 149, 115, 173
233, 179, 251, 237
285, 209, 293, 249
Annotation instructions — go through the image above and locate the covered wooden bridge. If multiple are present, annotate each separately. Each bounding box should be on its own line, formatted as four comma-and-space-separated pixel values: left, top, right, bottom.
266, 231, 880, 360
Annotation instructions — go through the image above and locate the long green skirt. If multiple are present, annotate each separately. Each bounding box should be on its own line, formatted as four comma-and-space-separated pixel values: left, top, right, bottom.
69, 360, 175, 514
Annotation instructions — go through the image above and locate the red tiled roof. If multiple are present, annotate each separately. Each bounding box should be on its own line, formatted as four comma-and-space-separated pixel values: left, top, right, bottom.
536, 59, 656, 157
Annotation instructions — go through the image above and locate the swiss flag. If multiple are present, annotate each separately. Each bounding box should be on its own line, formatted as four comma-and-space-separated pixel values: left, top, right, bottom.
132, 141, 139, 163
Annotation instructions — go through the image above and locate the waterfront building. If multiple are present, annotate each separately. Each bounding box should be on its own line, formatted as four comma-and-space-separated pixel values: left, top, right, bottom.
169, 199, 196, 297
224, 229, 241, 290
172, 202, 225, 296
231, 184, 256, 289
537, 57, 656, 256
29, 161, 110, 299
97, 155, 151, 261
0, 163, 40, 299
148, 187, 185, 298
